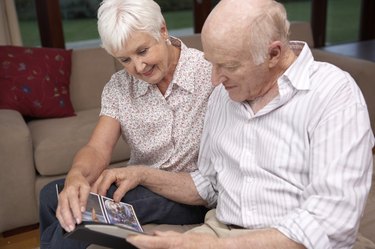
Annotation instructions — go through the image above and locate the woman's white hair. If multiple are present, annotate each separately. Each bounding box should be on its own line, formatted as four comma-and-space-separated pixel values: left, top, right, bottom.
97, 0, 165, 55
247, 0, 290, 65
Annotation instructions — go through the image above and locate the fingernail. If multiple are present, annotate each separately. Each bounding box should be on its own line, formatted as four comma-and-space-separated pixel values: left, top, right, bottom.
69, 225, 74, 232
76, 218, 81, 224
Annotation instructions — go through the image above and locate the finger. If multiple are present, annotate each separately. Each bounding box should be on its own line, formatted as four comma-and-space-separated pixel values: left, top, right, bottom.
56, 193, 76, 232
65, 187, 84, 226
113, 180, 133, 202
78, 184, 91, 217
97, 170, 116, 196
153, 230, 181, 237
91, 174, 103, 193
127, 234, 171, 249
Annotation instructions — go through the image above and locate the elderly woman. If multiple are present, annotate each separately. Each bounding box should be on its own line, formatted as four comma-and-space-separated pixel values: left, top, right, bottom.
38, 0, 213, 248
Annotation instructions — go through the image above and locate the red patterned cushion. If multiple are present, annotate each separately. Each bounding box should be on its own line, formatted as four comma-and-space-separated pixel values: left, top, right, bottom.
0, 45, 75, 118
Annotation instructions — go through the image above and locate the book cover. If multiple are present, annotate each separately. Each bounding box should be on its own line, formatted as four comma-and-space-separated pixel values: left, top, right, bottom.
56, 184, 147, 249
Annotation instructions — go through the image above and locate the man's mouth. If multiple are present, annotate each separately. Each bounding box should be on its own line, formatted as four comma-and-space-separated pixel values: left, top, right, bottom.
223, 84, 235, 90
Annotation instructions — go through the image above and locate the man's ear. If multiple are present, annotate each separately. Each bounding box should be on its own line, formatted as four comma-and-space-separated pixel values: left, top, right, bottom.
268, 41, 282, 68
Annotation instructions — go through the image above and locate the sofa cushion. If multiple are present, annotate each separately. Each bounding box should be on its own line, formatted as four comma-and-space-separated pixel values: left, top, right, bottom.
69, 47, 119, 112
0, 46, 75, 118
29, 108, 131, 176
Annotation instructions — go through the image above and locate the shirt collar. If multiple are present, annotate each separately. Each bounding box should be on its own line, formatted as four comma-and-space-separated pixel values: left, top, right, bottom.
169, 39, 195, 94
281, 41, 314, 91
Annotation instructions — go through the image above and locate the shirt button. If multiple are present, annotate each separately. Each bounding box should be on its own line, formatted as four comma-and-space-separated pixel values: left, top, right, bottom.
246, 177, 253, 183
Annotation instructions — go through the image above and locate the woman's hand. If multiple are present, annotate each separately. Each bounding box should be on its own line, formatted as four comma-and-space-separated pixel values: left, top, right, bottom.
91, 165, 147, 202
56, 169, 91, 232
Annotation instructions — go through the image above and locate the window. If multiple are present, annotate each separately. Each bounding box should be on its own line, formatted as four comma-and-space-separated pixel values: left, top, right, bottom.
15, 0, 40, 46
60, 0, 195, 49
326, 0, 361, 45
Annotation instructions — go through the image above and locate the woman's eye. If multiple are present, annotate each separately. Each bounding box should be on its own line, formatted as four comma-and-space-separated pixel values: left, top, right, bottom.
139, 48, 148, 55
121, 58, 130, 64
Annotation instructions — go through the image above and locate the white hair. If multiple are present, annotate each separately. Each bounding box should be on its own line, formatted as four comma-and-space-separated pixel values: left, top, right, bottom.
247, 0, 290, 65
97, 0, 165, 55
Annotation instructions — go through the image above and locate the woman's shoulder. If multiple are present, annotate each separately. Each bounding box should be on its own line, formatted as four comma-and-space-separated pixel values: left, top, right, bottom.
103, 69, 139, 95
108, 69, 135, 86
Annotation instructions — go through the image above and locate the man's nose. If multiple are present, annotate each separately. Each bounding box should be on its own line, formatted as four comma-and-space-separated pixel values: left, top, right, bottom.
211, 67, 224, 86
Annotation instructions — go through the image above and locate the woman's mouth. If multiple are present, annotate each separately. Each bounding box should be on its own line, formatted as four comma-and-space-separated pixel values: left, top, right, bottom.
142, 66, 154, 77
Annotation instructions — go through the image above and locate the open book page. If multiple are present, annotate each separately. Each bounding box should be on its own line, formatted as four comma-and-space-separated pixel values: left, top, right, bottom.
55, 184, 143, 233
101, 196, 143, 232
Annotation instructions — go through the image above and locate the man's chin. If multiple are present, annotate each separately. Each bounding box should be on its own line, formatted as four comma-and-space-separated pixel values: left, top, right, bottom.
227, 93, 244, 103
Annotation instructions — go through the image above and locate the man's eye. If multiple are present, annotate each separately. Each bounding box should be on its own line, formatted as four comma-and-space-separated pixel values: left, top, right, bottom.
225, 66, 238, 71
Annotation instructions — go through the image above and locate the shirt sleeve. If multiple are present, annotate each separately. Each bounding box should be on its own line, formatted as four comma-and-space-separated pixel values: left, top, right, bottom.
100, 74, 121, 120
190, 89, 220, 207
274, 75, 374, 249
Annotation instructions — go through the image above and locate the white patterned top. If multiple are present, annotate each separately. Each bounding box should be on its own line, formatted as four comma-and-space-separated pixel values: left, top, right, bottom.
191, 41, 374, 249
100, 41, 214, 172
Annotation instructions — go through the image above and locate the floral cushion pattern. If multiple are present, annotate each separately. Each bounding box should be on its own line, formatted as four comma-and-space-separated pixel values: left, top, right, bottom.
0, 46, 75, 118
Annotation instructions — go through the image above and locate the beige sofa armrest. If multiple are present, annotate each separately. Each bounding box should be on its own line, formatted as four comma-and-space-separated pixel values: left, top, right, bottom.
0, 109, 38, 232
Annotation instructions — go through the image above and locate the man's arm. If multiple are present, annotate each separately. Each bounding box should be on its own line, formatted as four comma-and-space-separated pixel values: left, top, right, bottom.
127, 228, 305, 249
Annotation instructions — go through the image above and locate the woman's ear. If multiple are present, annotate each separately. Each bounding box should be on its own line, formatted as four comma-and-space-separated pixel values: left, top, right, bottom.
268, 41, 282, 68
160, 24, 169, 40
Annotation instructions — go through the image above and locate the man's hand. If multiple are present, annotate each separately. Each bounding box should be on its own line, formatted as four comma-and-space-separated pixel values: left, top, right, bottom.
91, 165, 146, 202
128, 228, 307, 249
127, 231, 221, 249
56, 170, 91, 232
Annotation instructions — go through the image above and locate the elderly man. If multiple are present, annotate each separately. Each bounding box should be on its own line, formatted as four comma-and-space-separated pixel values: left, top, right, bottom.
96, 0, 373, 248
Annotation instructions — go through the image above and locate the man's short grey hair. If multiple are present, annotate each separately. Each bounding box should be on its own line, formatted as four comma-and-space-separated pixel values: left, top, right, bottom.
248, 0, 290, 65
97, 0, 165, 55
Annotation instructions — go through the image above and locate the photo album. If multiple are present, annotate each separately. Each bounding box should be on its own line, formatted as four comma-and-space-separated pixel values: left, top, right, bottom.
56, 184, 147, 249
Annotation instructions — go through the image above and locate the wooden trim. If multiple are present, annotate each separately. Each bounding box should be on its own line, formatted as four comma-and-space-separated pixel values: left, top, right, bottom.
193, 0, 212, 33
34, 0, 65, 48
359, 0, 375, 41
310, 0, 328, 47
2, 223, 39, 237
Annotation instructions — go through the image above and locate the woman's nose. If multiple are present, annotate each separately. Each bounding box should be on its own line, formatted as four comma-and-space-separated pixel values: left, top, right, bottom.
134, 59, 146, 73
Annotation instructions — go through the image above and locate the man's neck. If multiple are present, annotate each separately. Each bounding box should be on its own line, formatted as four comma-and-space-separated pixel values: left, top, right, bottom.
248, 82, 279, 113
248, 49, 297, 114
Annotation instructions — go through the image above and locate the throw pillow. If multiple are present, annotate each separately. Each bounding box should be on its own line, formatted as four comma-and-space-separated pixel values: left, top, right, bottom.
0, 45, 75, 118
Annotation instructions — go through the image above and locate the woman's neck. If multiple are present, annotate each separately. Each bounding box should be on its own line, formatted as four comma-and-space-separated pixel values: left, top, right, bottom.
157, 38, 181, 95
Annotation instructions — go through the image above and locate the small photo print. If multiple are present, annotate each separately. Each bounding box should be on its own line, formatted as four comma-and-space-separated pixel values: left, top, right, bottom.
102, 197, 143, 232
82, 193, 107, 223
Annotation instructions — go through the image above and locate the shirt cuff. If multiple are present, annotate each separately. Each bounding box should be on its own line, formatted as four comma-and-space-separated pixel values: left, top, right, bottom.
190, 170, 217, 207
273, 209, 332, 249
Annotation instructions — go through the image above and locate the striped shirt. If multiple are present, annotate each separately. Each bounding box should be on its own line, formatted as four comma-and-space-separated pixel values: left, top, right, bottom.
191, 41, 374, 249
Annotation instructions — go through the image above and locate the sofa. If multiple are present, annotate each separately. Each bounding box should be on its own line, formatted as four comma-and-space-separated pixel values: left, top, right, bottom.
1, 22, 374, 247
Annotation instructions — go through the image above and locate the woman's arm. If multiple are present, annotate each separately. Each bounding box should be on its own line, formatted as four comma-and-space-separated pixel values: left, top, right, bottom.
56, 116, 121, 232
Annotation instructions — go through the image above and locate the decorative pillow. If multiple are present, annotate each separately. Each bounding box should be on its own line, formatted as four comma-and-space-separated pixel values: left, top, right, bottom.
0, 45, 75, 118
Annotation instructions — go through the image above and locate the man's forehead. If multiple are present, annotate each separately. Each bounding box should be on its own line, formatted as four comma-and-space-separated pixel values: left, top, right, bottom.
203, 43, 248, 65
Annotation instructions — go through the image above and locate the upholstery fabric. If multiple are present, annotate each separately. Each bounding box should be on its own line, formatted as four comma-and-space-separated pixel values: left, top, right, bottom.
0, 45, 75, 118
28, 108, 130, 176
